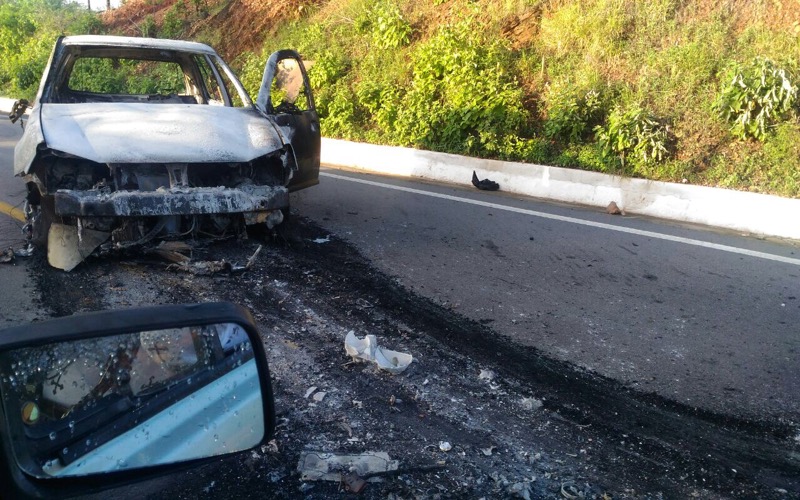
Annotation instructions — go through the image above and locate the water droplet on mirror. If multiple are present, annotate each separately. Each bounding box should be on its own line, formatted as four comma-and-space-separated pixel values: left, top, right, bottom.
49, 432, 56, 441
62, 447, 68, 455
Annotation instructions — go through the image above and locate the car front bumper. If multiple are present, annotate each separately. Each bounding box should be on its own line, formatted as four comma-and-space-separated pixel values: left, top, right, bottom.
54, 185, 289, 218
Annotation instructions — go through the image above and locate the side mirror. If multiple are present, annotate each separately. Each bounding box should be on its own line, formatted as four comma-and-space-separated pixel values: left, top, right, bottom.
0, 303, 275, 498
8, 98, 29, 126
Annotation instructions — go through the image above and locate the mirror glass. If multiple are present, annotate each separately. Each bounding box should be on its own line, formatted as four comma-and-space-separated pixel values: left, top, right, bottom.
0, 323, 264, 478
270, 58, 309, 113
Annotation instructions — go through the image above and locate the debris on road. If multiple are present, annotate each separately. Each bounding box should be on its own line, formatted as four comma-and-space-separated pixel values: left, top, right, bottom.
14, 244, 34, 258
521, 397, 544, 411
606, 201, 625, 215
47, 223, 109, 271
165, 245, 262, 275
508, 481, 533, 499
344, 331, 413, 374
438, 441, 452, 452
0, 248, 14, 264
297, 451, 399, 482
167, 259, 231, 275
146, 241, 192, 264
472, 170, 500, 191
8, 99, 28, 125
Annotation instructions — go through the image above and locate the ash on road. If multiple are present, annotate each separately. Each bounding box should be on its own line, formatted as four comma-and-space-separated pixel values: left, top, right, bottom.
15, 217, 800, 499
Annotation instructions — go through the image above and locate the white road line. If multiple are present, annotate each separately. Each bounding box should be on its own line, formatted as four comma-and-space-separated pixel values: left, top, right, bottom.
321, 172, 800, 267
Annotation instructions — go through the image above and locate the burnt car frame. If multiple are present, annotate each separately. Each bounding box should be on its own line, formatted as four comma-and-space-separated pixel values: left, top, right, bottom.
14, 35, 320, 270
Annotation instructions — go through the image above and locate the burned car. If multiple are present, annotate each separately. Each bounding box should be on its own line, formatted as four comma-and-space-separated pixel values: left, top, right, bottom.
13, 35, 320, 270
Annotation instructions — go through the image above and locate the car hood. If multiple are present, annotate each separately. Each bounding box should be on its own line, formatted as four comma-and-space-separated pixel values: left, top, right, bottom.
39, 103, 283, 164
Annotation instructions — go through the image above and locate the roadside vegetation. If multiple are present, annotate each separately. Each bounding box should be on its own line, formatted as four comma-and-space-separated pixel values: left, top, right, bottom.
2, 0, 799, 198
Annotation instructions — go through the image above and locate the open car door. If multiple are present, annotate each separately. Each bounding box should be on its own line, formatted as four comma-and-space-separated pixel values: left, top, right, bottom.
256, 50, 320, 191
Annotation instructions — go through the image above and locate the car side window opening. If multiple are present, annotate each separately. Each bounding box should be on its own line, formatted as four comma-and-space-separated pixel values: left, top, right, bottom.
210, 58, 247, 108
270, 58, 310, 114
194, 54, 246, 107
195, 55, 225, 105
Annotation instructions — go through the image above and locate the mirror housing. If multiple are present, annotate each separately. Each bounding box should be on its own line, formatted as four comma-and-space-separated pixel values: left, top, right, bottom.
0, 303, 275, 499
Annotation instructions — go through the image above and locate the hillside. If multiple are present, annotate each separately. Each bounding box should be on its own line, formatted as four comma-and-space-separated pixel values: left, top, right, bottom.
2, 0, 799, 197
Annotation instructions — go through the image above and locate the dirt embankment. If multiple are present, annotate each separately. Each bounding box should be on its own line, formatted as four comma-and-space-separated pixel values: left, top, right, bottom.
101, 0, 313, 59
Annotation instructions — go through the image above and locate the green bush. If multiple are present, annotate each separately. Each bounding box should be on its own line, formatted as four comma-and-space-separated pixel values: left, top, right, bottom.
160, 4, 185, 39
544, 84, 605, 143
355, 0, 412, 49
391, 17, 527, 156
714, 57, 798, 141
595, 105, 670, 173
140, 14, 156, 37
707, 123, 800, 197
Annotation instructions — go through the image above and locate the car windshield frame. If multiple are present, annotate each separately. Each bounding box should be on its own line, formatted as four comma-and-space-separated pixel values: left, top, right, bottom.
45, 44, 253, 108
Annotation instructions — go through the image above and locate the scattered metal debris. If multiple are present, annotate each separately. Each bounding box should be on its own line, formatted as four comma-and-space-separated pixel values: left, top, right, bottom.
521, 397, 544, 411
145, 241, 192, 264
0, 248, 14, 264
472, 170, 500, 191
14, 244, 34, 258
344, 331, 413, 374
8, 99, 28, 125
165, 245, 262, 275
508, 481, 533, 499
167, 259, 231, 275
561, 481, 581, 499
297, 451, 399, 482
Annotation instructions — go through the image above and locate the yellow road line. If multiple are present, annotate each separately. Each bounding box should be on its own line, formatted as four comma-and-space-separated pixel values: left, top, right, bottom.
0, 201, 25, 223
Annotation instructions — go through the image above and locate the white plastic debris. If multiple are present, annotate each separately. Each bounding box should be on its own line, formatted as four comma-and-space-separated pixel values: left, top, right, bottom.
478, 369, 496, 381
344, 331, 413, 374
521, 397, 543, 411
439, 441, 452, 452
298, 451, 398, 482
313, 391, 327, 402
304, 386, 318, 399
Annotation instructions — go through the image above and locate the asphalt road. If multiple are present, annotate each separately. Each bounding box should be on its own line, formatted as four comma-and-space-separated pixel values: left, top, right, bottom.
0, 121, 39, 327
1, 118, 798, 427
291, 168, 800, 425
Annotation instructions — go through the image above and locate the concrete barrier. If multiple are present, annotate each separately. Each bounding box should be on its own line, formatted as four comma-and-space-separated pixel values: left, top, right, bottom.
322, 138, 800, 241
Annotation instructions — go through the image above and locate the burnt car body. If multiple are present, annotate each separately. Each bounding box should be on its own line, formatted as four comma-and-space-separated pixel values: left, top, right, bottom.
14, 35, 320, 270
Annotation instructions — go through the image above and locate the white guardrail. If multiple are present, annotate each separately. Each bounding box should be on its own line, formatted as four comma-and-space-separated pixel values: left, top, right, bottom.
1, 97, 796, 240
